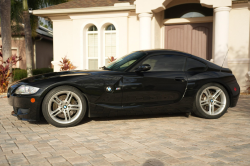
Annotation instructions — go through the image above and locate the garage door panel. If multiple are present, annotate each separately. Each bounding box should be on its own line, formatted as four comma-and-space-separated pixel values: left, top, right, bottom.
165, 23, 213, 60
165, 25, 186, 53
191, 26, 209, 59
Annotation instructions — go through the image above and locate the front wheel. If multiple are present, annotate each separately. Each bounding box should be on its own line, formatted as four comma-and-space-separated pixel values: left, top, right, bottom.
193, 83, 230, 119
42, 86, 86, 127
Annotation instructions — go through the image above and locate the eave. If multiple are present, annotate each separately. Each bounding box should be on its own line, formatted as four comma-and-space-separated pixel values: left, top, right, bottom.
33, 5, 136, 17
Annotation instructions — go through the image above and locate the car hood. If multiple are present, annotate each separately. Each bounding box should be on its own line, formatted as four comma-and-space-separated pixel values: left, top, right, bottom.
16, 70, 112, 84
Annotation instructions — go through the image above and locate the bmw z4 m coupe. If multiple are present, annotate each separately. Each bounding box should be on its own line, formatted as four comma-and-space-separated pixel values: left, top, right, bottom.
8, 50, 240, 127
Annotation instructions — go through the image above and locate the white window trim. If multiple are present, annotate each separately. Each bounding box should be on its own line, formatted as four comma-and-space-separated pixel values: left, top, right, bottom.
103, 29, 117, 66
86, 31, 98, 69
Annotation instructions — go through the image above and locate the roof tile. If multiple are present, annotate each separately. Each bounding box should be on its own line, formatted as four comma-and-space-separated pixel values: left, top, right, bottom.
41, 0, 135, 10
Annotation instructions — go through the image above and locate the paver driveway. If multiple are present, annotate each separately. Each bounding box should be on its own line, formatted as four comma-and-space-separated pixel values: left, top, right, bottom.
0, 97, 250, 166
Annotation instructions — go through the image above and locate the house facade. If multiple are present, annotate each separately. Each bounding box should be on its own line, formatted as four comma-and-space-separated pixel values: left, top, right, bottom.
0, 26, 53, 69
33, 0, 250, 92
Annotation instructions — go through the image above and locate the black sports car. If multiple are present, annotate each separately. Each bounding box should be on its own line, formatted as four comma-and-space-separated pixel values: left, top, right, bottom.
8, 50, 240, 127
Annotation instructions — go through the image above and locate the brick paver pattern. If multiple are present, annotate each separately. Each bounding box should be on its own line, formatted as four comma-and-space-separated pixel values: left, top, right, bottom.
0, 97, 250, 166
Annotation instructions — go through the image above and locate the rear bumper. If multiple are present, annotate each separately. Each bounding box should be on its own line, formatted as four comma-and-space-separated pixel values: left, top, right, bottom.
8, 93, 41, 121
230, 94, 240, 107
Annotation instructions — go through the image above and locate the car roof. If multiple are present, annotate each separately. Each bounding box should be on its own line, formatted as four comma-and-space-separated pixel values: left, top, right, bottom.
142, 49, 193, 57
141, 49, 223, 70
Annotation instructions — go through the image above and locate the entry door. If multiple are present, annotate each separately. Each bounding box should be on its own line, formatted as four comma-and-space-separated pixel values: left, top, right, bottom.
165, 23, 213, 60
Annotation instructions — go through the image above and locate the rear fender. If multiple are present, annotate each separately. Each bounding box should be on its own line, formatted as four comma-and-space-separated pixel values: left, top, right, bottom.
186, 71, 240, 107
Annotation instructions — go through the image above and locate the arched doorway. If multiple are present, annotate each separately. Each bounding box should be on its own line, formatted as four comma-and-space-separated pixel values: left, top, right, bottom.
164, 4, 213, 60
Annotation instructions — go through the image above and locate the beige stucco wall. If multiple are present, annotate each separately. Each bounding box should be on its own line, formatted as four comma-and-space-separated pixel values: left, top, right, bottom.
152, 11, 164, 49
52, 11, 139, 71
166, 0, 200, 9
53, 19, 73, 71
128, 12, 140, 53
228, 3, 250, 91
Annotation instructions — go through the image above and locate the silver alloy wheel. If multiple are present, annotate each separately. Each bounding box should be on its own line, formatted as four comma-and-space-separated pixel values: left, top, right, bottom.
199, 86, 226, 116
48, 91, 82, 124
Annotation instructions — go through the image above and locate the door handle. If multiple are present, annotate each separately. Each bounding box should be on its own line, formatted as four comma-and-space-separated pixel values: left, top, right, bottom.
175, 77, 186, 82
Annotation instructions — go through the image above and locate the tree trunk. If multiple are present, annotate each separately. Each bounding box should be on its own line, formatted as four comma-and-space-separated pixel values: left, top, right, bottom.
0, 0, 12, 82
23, 0, 33, 77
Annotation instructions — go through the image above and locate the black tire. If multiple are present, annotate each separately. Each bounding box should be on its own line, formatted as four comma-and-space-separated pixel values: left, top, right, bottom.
42, 86, 86, 127
193, 83, 230, 119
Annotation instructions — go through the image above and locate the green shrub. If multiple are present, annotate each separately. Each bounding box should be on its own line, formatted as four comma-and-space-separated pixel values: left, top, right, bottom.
13, 68, 53, 81
13, 69, 27, 81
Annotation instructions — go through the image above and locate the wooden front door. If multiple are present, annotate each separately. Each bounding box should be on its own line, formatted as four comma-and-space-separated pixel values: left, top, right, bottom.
165, 23, 213, 60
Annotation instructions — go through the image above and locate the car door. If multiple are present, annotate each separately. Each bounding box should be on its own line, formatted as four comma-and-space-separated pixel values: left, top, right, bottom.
122, 53, 188, 107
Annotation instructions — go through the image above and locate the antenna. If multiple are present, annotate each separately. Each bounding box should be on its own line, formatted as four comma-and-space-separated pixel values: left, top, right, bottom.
221, 46, 229, 69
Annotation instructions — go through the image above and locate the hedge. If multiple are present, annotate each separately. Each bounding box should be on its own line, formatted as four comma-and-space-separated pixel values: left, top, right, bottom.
13, 68, 53, 81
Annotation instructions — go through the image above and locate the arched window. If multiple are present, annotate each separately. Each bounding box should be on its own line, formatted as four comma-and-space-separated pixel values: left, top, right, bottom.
104, 24, 116, 65
181, 12, 205, 18
87, 25, 98, 69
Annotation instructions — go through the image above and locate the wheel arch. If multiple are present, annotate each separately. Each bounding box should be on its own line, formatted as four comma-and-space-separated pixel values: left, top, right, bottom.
195, 81, 232, 106
39, 83, 90, 119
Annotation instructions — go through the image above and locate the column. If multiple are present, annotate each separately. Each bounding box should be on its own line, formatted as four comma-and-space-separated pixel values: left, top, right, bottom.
139, 13, 153, 50
213, 7, 231, 67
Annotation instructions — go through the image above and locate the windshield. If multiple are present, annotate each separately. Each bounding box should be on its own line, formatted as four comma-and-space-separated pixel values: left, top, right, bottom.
106, 51, 147, 71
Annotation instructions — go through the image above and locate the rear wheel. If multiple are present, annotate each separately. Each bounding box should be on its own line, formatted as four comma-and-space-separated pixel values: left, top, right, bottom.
193, 83, 229, 119
42, 86, 86, 127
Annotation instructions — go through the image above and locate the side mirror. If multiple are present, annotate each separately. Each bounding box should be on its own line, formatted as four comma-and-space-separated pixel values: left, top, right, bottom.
136, 64, 151, 72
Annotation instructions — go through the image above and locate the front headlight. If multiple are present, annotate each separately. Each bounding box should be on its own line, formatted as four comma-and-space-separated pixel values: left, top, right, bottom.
15, 85, 40, 95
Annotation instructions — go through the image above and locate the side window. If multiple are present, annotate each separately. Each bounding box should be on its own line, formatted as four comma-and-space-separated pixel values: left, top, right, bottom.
142, 54, 186, 71
185, 58, 207, 72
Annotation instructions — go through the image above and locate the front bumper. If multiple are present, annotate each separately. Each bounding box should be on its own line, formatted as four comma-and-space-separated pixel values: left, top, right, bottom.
8, 87, 42, 121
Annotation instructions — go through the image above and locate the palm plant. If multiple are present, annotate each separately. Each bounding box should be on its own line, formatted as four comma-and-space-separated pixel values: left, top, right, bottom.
0, 0, 12, 82
11, 0, 69, 36
10, 0, 69, 77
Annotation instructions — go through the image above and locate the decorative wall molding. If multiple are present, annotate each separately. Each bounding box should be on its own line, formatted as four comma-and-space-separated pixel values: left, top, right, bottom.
33, 5, 135, 17
228, 58, 250, 64
69, 12, 129, 19
200, 0, 232, 8
165, 0, 199, 9
50, 16, 71, 22
214, 6, 231, 12
232, 3, 249, 9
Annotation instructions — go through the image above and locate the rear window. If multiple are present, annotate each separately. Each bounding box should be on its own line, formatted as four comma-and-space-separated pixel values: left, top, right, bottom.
185, 58, 207, 72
